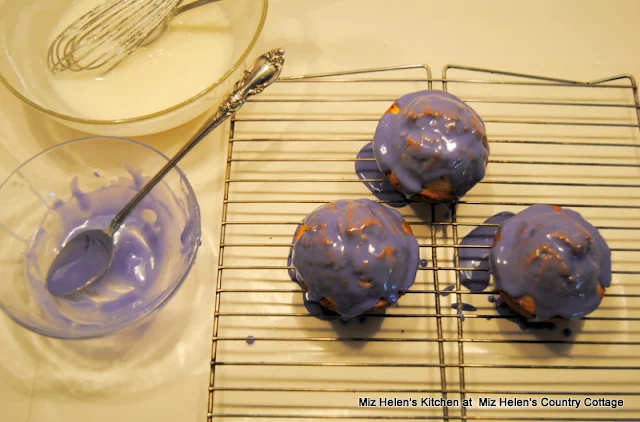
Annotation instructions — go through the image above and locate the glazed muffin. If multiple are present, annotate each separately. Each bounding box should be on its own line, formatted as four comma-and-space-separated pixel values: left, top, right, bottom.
489, 204, 611, 321
372, 90, 489, 202
291, 198, 420, 318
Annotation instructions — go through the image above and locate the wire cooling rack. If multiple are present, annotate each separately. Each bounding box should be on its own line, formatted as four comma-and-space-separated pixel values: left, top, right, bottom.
207, 64, 640, 421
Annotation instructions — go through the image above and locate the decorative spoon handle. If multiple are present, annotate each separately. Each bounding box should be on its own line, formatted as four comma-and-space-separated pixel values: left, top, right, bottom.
107, 48, 285, 234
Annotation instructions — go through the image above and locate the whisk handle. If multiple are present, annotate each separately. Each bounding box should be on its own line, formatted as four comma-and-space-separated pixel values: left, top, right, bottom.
174, 0, 222, 16
108, 48, 285, 233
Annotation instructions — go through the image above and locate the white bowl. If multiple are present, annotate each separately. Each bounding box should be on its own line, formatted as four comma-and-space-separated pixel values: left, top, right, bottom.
0, 0, 268, 136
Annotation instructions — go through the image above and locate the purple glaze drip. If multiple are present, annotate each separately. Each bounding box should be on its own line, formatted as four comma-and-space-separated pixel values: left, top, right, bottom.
70, 177, 91, 212
452, 302, 477, 320
458, 211, 515, 292
372, 90, 489, 199
420, 259, 428, 268
440, 284, 455, 297
287, 242, 297, 285
487, 295, 496, 303
452, 303, 477, 312
489, 204, 611, 321
355, 142, 410, 207
291, 199, 419, 319
246, 335, 255, 345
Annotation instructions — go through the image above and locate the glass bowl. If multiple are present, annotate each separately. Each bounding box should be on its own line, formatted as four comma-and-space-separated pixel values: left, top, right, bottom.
0, 136, 201, 338
0, 0, 268, 136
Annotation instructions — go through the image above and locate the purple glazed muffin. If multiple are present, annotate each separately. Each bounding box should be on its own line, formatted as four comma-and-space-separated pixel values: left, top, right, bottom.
372, 90, 489, 202
489, 204, 611, 321
291, 199, 419, 318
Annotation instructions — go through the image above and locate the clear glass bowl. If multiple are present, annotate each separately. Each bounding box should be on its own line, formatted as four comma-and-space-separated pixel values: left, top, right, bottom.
0, 136, 201, 338
0, 0, 268, 136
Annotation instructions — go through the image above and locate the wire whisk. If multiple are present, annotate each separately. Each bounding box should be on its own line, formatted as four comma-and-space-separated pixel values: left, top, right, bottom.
47, 0, 219, 74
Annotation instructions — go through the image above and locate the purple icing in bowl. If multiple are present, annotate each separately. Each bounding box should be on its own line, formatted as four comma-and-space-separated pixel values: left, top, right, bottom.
489, 204, 611, 321
291, 199, 419, 318
372, 90, 489, 201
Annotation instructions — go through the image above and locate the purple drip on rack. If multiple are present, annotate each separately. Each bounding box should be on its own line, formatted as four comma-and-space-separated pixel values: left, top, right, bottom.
458, 211, 515, 292
452, 303, 477, 312
287, 232, 344, 321
440, 284, 455, 297
354, 142, 411, 207
452, 302, 478, 321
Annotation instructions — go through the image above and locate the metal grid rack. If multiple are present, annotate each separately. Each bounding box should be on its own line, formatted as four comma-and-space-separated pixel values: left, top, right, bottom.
207, 63, 640, 421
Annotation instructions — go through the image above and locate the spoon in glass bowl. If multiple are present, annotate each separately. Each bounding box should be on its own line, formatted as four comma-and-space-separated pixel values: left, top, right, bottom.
45, 48, 285, 297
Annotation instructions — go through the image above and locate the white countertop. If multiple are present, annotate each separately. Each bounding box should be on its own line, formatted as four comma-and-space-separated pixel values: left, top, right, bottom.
2, 1, 640, 421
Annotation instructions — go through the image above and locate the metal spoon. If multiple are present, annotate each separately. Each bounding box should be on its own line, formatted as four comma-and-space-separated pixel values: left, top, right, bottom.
45, 48, 285, 297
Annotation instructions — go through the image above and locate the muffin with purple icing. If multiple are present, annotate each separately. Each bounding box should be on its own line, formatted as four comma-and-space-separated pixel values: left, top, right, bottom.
489, 204, 611, 321
291, 199, 419, 318
372, 90, 489, 202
